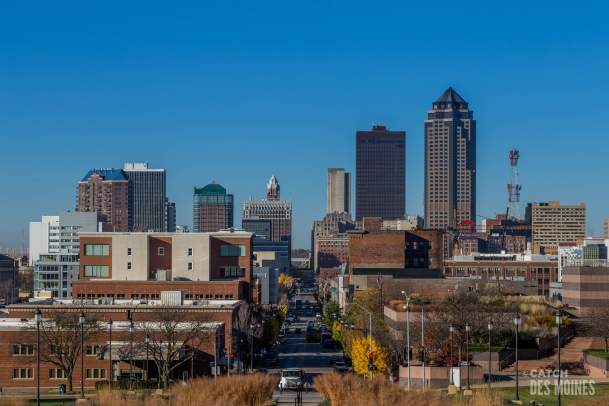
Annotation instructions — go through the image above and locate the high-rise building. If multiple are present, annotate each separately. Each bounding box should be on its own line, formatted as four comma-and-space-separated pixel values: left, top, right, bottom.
123, 162, 167, 232
77, 169, 129, 231
242, 218, 272, 240
193, 182, 234, 232
29, 211, 103, 298
165, 199, 176, 232
424, 87, 476, 229
355, 125, 405, 221
327, 168, 351, 215
242, 176, 292, 246
604, 218, 609, 239
527, 201, 586, 255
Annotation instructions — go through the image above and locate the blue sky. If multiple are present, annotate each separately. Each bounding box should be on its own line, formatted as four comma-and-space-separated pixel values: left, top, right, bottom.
1, 1, 609, 250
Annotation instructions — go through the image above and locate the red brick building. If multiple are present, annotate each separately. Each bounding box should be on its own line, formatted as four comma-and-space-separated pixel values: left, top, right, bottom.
77, 169, 129, 232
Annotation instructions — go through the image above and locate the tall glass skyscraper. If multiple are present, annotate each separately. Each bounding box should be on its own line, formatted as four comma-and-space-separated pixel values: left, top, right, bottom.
355, 125, 406, 221
123, 162, 167, 232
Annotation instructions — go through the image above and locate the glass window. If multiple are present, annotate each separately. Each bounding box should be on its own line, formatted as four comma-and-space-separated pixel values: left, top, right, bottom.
158, 247, 165, 256
220, 245, 246, 256
85, 244, 109, 256
127, 248, 132, 256
188, 262, 193, 270
84, 265, 109, 277
127, 262, 132, 270
188, 248, 193, 256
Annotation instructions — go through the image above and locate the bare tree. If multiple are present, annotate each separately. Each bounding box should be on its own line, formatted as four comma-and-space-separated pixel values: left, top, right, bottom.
232, 302, 263, 369
137, 311, 213, 389
586, 307, 609, 352
39, 312, 100, 392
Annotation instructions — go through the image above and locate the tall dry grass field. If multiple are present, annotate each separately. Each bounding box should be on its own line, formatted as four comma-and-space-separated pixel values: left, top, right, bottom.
172, 374, 277, 406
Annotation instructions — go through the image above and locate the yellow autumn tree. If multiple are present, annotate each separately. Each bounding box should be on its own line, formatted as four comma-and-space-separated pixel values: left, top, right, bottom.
350, 336, 388, 377
277, 273, 294, 289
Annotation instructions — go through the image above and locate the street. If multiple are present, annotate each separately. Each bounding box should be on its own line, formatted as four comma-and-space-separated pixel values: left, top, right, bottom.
271, 287, 342, 405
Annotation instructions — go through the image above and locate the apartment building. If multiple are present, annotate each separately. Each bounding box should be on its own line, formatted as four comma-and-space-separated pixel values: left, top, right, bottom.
527, 201, 586, 255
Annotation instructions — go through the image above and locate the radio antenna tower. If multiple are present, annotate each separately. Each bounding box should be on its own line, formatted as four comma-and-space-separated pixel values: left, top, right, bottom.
507, 149, 521, 219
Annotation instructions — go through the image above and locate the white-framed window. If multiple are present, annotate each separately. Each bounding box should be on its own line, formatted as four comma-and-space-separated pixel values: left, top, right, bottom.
12, 344, 34, 356
84, 265, 109, 277
49, 368, 67, 379
86, 344, 102, 356
85, 368, 106, 379
127, 247, 132, 256
85, 244, 109, 256
127, 262, 132, 270
188, 248, 193, 256
158, 247, 165, 256
188, 262, 193, 271
13, 368, 33, 379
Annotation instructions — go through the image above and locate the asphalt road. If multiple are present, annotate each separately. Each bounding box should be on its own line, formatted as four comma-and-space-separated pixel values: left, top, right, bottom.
271, 291, 342, 405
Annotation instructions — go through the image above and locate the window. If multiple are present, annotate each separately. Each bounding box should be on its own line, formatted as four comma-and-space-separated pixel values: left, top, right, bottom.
84, 265, 109, 277
49, 368, 67, 379
220, 266, 245, 278
127, 262, 132, 270
220, 245, 246, 256
86, 368, 106, 379
127, 248, 132, 256
13, 344, 34, 356
158, 247, 165, 256
85, 244, 109, 256
188, 248, 193, 256
86, 345, 102, 356
188, 262, 193, 271
13, 368, 33, 379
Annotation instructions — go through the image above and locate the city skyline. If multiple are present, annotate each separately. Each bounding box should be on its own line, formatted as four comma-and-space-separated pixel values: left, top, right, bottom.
2, 2, 609, 249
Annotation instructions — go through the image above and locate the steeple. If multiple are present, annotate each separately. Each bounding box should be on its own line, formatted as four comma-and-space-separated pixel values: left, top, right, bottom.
266, 175, 280, 200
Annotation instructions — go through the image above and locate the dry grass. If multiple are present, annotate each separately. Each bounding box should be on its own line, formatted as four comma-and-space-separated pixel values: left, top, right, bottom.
0, 399, 29, 406
172, 374, 277, 406
314, 373, 444, 406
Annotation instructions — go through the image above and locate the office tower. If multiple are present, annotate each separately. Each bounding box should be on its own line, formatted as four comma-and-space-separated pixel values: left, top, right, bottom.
165, 199, 176, 232
193, 182, 234, 232
604, 218, 609, 238
526, 201, 586, 255
242, 218, 273, 240
123, 162, 167, 231
327, 168, 351, 215
242, 176, 292, 244
29, 211, 103, 298
355, 125, 405, 221
424, 87, 476, 229
77, 169, 129, 231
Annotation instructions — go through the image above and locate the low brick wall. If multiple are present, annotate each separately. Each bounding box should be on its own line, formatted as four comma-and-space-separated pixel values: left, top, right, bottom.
584, 353, 609, 378
398, 364, 484, 389
471, 350, 514, 371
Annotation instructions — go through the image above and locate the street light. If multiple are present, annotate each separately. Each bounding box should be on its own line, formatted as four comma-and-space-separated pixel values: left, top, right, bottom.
107, 320, 113, 384
35, 308, 42, 406
421, 303, 426, 389
556, 310, 564, 406
129, 320, 134, 384
145, 334, 150, 382
79, 311, 86, 399
401, 291, 411, 391
449, 325, 454, 385
513, 313, 522, 401
465, 322, 471, 390
488, 320, 493, 388
249, 323, 260, 371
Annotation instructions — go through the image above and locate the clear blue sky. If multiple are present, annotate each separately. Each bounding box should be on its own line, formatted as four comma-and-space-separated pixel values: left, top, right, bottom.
1, 1, 608, 250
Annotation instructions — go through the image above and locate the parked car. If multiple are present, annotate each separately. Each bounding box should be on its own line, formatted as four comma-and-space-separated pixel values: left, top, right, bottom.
333, 361, 350, 373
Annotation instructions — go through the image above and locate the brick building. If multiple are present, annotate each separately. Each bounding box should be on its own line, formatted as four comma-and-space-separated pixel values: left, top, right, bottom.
77, 169, 129, 232
562, 260, 609, 315
192, 182, 234, 233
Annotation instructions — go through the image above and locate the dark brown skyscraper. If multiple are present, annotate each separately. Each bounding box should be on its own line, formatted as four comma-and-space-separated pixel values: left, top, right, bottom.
355, 125, 406, 221
77, 169, 129, 231
424, 87, 476, 229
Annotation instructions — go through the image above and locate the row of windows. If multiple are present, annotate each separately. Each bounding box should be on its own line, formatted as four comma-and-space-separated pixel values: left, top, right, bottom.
12, 368, 106, 380
13, 344, 34, 356
220, 245, 246, 256
84, 265, 109, 277
221, 266, 245, 278
85, 244, 109, 256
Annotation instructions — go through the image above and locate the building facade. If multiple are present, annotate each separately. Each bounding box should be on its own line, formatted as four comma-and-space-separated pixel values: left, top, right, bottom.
327, 168, 351, 215
312, 212, 355, 272
0, 255, 18, 305
242, 219, 272, 240
77, 169, 129, 232
562, 260, 609, 315
604, 218, 609, 239
527, 201, 586, 255
33, 253, 79, 299
123, 162, 167, 232
356, 125, 405, 221
165, 199, 176, 232
193, 183, 234, 233
424, 87, 476, 229
242, 176, 292, 245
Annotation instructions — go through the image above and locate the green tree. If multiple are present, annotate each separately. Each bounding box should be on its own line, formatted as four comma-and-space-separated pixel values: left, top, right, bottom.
323, 301, 340, 327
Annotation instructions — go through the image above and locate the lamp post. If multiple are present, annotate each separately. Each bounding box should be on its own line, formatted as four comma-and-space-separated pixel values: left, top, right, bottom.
145, 335, 150, 382
129, 320, 134, 384
488, 320, 493, 388
35, 308, 42, 406
449, 325, 454, 385
401, 291, 411, 391
421, 303, 426, 390
556, 310, 563, 406
249, 323, 260, 371
465, 322, 471, 390
107, 320, 113, 384
79, 311, 86, 399
513, 313, 522, 401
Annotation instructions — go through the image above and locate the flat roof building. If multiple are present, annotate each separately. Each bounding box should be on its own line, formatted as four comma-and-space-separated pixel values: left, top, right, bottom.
527, 201, 586, 255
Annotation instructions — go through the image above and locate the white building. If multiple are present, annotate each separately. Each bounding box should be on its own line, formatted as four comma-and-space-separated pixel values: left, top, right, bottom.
29, 211, 103, 298
327, 168, 351, 215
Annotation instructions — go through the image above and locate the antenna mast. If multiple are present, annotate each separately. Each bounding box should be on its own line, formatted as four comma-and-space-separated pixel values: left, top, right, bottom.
507, 149, 521, 219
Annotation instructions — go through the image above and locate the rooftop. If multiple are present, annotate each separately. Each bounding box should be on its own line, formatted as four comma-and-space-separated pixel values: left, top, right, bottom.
434, 87, 468, 105
194, 182, 228, 196
81, 168, 127, 182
